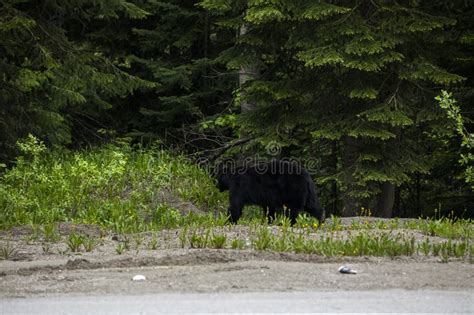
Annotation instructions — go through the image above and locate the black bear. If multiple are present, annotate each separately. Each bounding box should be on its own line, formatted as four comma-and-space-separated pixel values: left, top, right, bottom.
216, 159, 325, 224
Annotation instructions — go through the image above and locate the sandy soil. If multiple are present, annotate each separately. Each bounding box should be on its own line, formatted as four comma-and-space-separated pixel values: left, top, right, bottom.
0, 219, 473, 298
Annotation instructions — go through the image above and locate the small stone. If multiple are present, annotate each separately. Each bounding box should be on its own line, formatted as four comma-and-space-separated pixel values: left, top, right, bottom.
338, 266, 357, 274
132, 274, 146, 281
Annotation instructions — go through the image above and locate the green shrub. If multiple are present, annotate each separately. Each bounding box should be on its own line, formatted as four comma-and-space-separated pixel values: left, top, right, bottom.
115, 242, 127, 255
189, 228, 210, 248
231, 239, 246, 250
83, 236, 97, 252
253, 226, 273, 251
210, 234, 227, 249
66, 233, 84, 252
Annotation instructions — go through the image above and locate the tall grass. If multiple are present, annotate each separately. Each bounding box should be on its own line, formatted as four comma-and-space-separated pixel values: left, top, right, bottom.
0, 136, 226, 232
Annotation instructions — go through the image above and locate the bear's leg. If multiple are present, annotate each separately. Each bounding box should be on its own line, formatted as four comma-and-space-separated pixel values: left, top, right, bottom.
289, 208, 299, 225
228, 196, 244, 224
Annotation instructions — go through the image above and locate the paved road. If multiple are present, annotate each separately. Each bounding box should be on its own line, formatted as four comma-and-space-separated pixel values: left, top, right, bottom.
2, 290, 473, 314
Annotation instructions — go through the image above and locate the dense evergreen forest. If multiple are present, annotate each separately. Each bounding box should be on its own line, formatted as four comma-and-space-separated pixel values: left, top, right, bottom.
1, 0, 473, 219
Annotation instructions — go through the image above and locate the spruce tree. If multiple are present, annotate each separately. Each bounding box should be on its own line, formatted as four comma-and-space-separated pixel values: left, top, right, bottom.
88, 1, 236, 144
0, 0, 154, 161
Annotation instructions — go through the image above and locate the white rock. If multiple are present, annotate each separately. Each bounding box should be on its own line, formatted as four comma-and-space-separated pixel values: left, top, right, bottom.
132, 274, 146, 281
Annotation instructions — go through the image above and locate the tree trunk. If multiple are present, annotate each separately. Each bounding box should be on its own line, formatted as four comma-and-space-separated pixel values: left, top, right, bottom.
342, 136, 359, 216
393, 186, 401, 217
416, 173, 422, 217
238, 21, 257, 113
331, 141, 338, 216
376, 182, 395, 218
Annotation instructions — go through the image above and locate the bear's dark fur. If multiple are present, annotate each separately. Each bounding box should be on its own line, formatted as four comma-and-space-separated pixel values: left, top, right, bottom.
217, 160, 325, 224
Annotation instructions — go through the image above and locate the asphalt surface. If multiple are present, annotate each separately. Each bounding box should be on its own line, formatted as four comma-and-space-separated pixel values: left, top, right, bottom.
2, 290, 473, 314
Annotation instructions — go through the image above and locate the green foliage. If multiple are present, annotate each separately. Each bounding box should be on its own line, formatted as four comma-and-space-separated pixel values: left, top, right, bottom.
252, 226, 273, 250
16, 135, 47, 159
198, 0, 232, 12
212, 217, 473, 259
41, 223, 60, 242
148, 234, 159, 250
83, 236, 98, 252
436, 91, 474, 190
299, 2, 350, 21
102, 0, 235, 144
0, 242, 17, 260
210, 233, 227, 249
0, 0, 473, 219
66, 233, 85, 252
245, 5, 286, 24
294, 213, 320, 229
115, 242, 127, 255
231, 238, 246, 250
201, 0, 474, 214
0, 0, 156, 161
200, 114, 239, 131
406, 218, 472, 240
189, 228, 211, 248
0, 136, 227, 231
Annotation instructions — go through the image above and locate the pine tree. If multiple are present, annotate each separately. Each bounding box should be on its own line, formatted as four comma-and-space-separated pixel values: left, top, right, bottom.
87, 0, 236, 144
0, 0, 154, 161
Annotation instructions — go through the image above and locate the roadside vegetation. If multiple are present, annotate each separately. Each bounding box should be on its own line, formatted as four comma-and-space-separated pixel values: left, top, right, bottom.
0, 135, 226, 232
0, 137, 472, 262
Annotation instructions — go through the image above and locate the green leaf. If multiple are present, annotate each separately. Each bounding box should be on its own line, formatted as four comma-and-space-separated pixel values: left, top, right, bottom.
400, 61, 466, 85
348, 126, 396, 140
358, 153, 382, 162
359, 107, 414, 127
15, 69, 48, 92
299, 3, 350, 21
296, 47, 344, 68
121, 2, 150, 19
245, 6, 286, 24
198, 0, 232, 12
349, 88, 378, 100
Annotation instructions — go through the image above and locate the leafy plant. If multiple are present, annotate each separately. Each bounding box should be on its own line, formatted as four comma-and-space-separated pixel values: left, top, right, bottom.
275, 213, 292, 228
432, 243, 442, 256
42, 223, 60, 242
294, 213, 319, 230
41, 243, 51, 254
178, 226, 188, 248
419, 238, 431, 256
328, 215, 343, 231
116, 242, 127, 255
437, 91, 474, 190
133, 234, 144, 250
0, 242, 16, 260
231, 238, 246, 250
66, 233, 84, 252
454, 242, 467, 258
290, 232, 307, 254
210, 234, 227, 249
83, 237, 97, 252
272, 236, 291, 252
441, 247, 450, 263
253, 227, 273, 251
0, 144, 227, 232
148, 234, 159, 250
414, 218, 472, 240
189, 229, 210, 249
